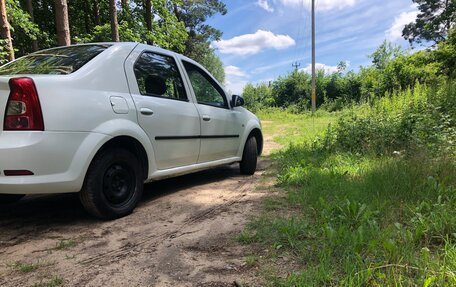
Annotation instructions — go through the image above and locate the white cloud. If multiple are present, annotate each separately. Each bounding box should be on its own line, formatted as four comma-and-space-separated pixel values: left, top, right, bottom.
225, 80, 249, 95
212, 30, 295, 55
257, 0, 274, 12
225, 65, 246, 77
386, 9, 419, 41
300, 63, 338, 74
224, 66, 248, 95
280, 0, 356, 11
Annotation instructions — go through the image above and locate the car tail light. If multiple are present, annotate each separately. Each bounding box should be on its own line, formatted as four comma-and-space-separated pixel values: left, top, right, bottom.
4, 77, 44, 131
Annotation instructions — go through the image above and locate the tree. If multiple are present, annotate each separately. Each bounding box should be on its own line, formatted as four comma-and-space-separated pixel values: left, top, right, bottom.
174, 0, 226, 58
337, 61, 347, 73
369, 40, 403, 70
54, 0, 70, 46
198, 48, 224, 83
109, 0, 119, 42
144, 0, 152, 44
0, 0, 14, 61
25, 0, 38, 51
435, 28, 456, 77
403, 0, 456, 44
93, 0, 101, 26
172, 0, 227, 82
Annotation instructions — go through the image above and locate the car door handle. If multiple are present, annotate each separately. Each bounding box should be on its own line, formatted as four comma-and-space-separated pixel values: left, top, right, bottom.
202, 115, 211, 121
140, 108, 154, 116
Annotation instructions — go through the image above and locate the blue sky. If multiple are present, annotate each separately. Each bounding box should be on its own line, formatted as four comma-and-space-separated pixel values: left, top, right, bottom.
206, 0, 420, 94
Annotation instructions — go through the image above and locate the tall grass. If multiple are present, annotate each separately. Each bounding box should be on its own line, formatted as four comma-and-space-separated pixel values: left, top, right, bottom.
241, 81, 456, 286
321, 82, 455, 156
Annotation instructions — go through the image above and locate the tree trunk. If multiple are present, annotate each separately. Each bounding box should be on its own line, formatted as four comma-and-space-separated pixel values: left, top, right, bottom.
173, 3, 180, 21
93, 0, 101, 26
144, 0, 153, 44
54, 0, 71, 46
0, 0, 14, 61
26, 0, 38, 51
109, 0, 120, 42
122, 0, 129, 11
83, 0, 90, 34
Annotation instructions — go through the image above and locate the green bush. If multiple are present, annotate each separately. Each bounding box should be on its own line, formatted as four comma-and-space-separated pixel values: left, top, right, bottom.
320, 82, 456, 156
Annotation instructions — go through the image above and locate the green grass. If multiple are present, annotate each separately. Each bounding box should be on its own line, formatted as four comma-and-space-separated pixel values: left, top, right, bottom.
32, 275, 64, 287
9, 261, 41, 273
54, 239, 76, 251
242, 109, 456, 286
257, 108, 338, 145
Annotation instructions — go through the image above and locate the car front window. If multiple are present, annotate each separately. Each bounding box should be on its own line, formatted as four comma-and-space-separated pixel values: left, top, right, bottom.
183, 61, 228, 108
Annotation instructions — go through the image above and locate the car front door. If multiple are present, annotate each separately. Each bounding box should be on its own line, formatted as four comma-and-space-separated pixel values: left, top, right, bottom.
182, 61, 243, 163
127, 50, 201, 170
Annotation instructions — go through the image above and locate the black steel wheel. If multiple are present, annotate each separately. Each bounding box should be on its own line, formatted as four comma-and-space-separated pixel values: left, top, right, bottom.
80, 148, 143, 219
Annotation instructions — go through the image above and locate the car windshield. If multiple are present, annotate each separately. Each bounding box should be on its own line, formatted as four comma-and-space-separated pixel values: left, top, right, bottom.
0, 44, 111, 75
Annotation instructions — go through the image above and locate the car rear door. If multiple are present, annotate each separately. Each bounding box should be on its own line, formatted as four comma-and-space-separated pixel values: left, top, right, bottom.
181, 61, 243, 163
125, 48, 201, 170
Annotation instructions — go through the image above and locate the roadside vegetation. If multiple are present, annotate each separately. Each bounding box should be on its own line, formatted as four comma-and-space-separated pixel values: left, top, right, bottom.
241, 80, 455, 286
240, 12, 456, 286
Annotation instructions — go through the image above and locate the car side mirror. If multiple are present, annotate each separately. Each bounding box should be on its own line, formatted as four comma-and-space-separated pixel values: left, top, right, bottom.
231, 95, 244, 107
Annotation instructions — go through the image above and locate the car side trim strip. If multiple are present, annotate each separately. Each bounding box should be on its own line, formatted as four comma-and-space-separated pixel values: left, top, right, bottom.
155, 135, 239, 140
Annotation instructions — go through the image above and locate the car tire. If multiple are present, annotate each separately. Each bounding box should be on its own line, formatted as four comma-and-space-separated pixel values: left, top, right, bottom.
0, 194, 25, 204
240, 136, 258, 175
80, 148, 143, 220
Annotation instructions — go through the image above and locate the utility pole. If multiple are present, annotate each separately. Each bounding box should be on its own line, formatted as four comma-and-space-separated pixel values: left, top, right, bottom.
311, 0, 316, 113
292, 62, 300, 72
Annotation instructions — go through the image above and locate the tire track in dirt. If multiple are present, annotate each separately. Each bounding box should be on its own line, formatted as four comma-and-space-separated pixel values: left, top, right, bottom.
0, 123, 279, 286
79, 180, 254, 266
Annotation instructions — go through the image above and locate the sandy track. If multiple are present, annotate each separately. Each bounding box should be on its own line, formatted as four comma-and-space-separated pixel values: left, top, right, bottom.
0, 137, 276, 287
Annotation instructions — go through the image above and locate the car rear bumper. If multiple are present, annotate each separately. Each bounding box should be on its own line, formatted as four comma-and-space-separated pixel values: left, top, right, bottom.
0, 131, 109, 194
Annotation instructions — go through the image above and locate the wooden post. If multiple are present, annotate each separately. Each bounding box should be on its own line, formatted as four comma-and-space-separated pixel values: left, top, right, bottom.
311, 0, 316, 113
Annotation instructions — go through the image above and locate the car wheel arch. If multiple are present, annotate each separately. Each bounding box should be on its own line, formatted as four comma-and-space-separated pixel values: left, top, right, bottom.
88, 136, 149, 180
245, 128, 263, 157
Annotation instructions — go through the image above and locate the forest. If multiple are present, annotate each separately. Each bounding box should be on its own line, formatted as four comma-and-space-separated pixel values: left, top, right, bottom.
0, 0, 226, 82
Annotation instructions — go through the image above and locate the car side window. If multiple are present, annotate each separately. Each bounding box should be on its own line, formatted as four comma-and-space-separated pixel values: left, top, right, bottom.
183, 61, 228, 108
134, 52, 187, 101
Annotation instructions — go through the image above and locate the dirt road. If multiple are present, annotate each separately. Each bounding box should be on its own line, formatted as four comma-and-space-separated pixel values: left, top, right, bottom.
0, 133, 278, 287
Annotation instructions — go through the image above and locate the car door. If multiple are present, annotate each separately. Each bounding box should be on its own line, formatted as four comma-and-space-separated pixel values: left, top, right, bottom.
127, 50, 201, 170
182, 61, 243, 163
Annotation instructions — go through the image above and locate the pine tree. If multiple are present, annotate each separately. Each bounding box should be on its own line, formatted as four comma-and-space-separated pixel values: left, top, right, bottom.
54, 0, 71, 46
0, 0, 14, 60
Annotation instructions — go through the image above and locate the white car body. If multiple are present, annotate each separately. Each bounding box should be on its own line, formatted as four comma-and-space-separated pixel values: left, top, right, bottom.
0, 43, 262, 200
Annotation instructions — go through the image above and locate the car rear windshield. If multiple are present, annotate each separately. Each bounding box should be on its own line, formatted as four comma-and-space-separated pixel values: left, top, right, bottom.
0, 44, 111, 75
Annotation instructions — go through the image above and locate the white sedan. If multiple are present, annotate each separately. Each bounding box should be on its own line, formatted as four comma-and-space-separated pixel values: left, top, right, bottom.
0, 43, 263, 219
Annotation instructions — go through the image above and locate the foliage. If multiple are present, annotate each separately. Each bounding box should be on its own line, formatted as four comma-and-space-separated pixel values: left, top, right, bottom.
241, 96, 455, 285
175, 0, 227, 82
242, 82, 274, 112
403, 0, 456, 44
196, 45, 225, 83
0, 0, 225, 76
368, 40, 403, 70
7, 0, 42, 57
435, 28, 456, 77
242, 37, 455, 112
321, 82, 456, 156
